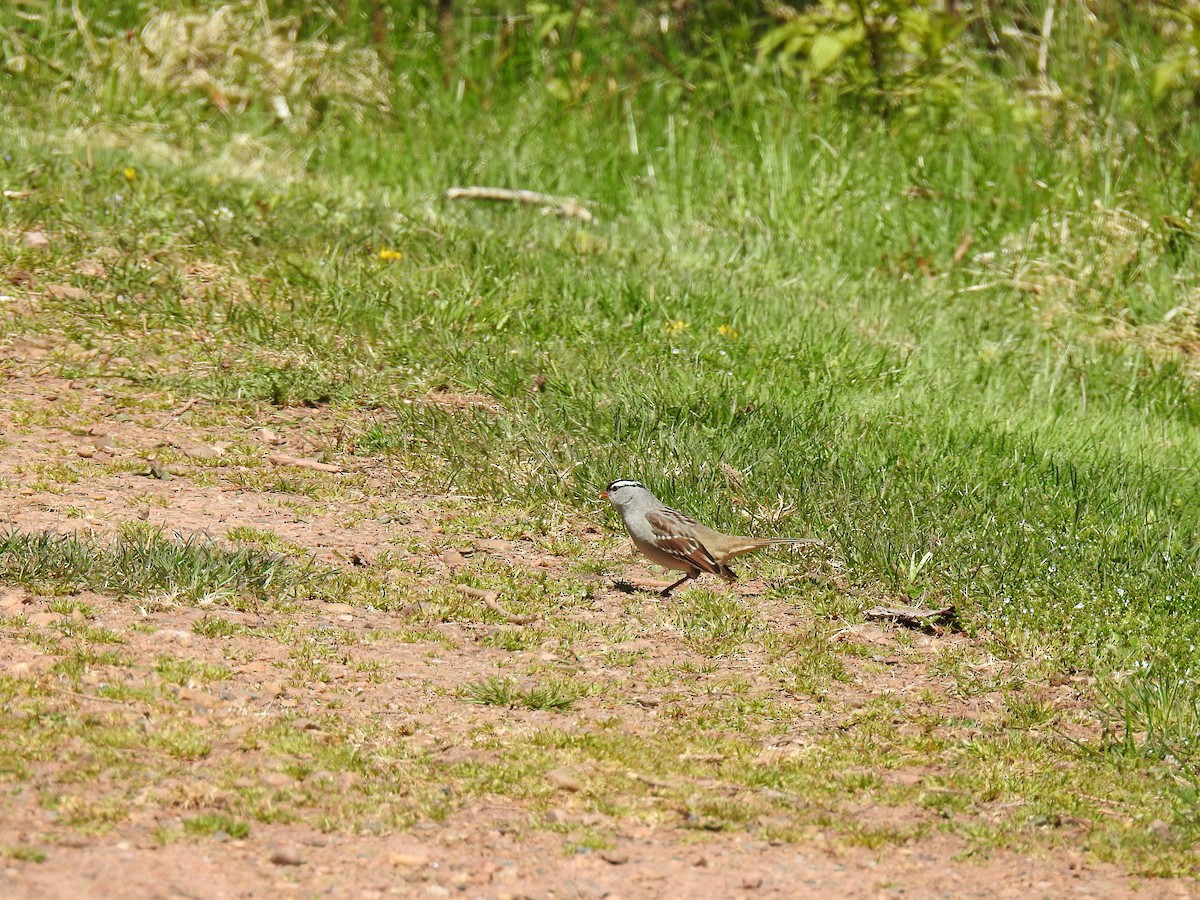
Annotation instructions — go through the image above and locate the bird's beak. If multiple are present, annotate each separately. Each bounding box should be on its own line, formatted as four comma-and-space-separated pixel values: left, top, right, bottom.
599, 490, 609, 500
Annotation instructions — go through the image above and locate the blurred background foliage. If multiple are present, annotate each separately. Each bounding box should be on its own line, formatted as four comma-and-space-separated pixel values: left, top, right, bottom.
2, 1, 1200, 126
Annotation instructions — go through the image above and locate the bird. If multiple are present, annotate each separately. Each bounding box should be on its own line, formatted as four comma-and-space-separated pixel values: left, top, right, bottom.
600, 479, 821, 596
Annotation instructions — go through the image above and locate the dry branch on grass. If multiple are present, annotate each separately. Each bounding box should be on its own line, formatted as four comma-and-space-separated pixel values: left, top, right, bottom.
266, 453, 342, 473
446, 186, 594, 223
863, 604, 958, 631
455, 584, 538, 624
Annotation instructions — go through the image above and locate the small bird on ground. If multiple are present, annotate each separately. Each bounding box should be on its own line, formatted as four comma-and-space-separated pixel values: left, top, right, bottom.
600, 479, 821, 596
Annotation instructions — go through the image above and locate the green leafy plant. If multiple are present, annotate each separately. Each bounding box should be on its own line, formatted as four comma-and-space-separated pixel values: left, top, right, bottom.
756, 0, 968, 98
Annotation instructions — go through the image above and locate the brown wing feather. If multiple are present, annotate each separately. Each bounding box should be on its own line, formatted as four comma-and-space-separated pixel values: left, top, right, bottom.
645, 510, 736, 580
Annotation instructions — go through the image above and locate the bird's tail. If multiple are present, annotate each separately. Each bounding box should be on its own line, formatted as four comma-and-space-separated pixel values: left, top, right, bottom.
721, 536, 823, 561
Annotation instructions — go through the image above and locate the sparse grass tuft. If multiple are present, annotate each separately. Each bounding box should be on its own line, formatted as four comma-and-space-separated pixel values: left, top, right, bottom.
182, 814, 250, 840
0, 527, 323, 610
462, 676, 581, 712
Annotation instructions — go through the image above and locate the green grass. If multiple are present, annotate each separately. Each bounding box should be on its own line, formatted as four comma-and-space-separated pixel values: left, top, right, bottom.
182, 814, 250, 840
462, 676, 582, 712
0, 526, 321, 610
4, 0, 1200, 876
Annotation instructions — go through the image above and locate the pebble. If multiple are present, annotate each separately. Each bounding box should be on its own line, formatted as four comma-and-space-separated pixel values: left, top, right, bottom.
600, 850, 629, 866
182, 444, 221, 460
439, 549, 466, 568
151, 629, 193, 647
1148, 819, 1176, 843
0, 591, 27, 611
742, 873, 763, 890
76, 259, 106, 277
545, 768, 584, 792
269, 847, 304, 866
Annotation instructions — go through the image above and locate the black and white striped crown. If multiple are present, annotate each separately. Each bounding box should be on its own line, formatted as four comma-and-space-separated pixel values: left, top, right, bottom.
605, 479, 645, 492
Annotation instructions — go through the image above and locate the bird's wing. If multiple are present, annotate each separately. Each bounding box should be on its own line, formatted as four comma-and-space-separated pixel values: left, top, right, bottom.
645, 510, 728, 577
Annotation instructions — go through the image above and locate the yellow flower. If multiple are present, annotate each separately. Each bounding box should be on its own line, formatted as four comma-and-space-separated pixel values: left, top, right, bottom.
379, 248, 403, 261
123, 167, 137, 182
717, 324, 739, 339
665, 319, 688, 334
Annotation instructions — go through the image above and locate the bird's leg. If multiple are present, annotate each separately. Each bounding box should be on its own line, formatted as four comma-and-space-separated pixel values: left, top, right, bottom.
660, 572, 696, 598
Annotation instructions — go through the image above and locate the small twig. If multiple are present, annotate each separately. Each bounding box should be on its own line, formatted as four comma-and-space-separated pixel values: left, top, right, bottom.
266, 453, 342, 473
446, 186, 594, 223
1037, 1, 1055, 88
158, 397, 198, 428
863, 604, 959, 631
60, 689, 140, 705
455, 584, 538, 625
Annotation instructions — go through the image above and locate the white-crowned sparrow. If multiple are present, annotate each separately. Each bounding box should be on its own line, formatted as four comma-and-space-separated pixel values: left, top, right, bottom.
600, 479, 821, 596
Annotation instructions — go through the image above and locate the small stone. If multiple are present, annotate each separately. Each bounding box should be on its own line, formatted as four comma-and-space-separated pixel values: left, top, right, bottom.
742, 873, 764, 890
1148, 819, 1176, 843
21, 230, 50, 250
46, 283, 87, 300
0, 591, 27, 611
152, 629, 192, 647
439, 549, 466, 568
76, 445, 95, 459
75, 259, 106, 278
182, 444, 220, 460
545, 768, 583, 792
544, 808, 572, 825
258, 428, 282, 445
600, 850, 629, 865
263, 681, 287, 698
269, 847, 304, 866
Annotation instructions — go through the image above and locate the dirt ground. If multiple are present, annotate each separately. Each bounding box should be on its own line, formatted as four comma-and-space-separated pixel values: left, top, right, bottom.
0, 366, 1197, 898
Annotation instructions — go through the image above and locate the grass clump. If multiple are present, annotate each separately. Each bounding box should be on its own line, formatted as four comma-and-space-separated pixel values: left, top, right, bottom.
0, 526, 322, 609
182, 814, 250, 840
462, 676, 581, 712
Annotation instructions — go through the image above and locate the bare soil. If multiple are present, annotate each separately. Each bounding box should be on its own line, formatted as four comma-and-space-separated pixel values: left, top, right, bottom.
0, 369, 1195, 898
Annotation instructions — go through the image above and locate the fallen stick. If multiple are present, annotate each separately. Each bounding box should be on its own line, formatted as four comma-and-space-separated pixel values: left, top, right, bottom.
455, 584, 538, 625
863, 604, 958, 631
267, 453, 342, 473
446, 186, 594, 223
157, 397, 198, 427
